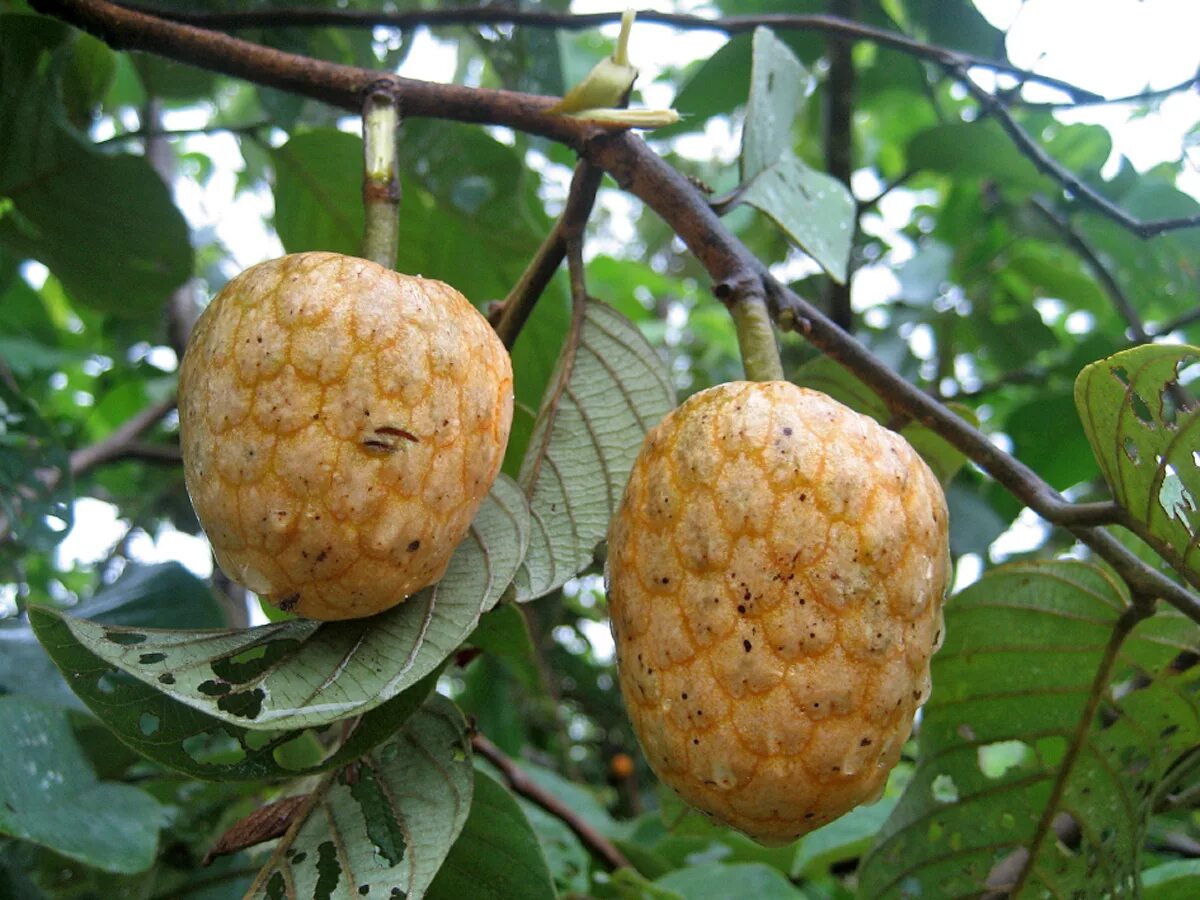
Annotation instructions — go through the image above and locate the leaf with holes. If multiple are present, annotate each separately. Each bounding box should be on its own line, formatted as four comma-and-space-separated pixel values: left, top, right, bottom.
426, 769, 557, 900
31, 603, 440, 780
513, 299, 674, 601
247, 695, 473, 900
858, 560, 1200, 897
1075, 344, 1200, 589
31, 477, 528, 731
0, 696, 164, 873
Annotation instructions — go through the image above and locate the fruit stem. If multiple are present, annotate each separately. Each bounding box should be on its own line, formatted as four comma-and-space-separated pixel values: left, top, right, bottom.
361, 83, 401, 269
730, 292, 785, 382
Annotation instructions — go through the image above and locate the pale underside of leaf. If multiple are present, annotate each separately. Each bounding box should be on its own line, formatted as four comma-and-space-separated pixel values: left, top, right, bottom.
514, 299, 674, 602
1075, 344, 1200, 589
45, 476, 529, 730
739, 155, 855, 283
859, 560, 1200, 898
248, 695, 473, 900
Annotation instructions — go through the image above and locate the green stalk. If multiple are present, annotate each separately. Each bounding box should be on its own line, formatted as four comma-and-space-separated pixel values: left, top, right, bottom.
730, 294, 784, 382
361, 85, 400, 268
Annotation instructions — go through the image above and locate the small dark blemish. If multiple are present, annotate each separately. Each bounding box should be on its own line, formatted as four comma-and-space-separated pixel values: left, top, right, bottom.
278, 593, 300, 612
375, 425, 419, 443
743, 640, 752, 652
407, 539, 421, 552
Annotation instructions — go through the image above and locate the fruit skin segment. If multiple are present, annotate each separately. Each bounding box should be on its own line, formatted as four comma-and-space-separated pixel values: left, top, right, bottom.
178, 252, 513, 621
607, 381, 950, 845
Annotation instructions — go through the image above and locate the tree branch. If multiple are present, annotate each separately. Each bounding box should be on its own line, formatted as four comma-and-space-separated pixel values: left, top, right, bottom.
493, 161, 604, 349
118, 2, 1104, 102
954, 66, 1200, 238
32, 0, 1200, 626
471, 733, 631, 872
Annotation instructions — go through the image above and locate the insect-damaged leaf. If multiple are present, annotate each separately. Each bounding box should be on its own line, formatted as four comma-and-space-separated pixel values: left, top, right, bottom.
1075, 344, 1200, 589
859, 560, 1200, 897
31, 477, 529, 732
247, 695, 473, 900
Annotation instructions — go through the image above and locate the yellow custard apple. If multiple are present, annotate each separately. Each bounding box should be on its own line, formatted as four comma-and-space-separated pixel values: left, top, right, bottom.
607, 381, 950, 844
178, 252, 513, 621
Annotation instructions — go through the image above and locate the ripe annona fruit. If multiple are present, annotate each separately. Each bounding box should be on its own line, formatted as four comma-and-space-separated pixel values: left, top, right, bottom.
178, 252, 513, 621
607, 381, 950, 844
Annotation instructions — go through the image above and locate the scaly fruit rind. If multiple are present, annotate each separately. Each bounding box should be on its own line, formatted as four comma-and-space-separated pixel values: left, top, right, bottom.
607, 381, 949, 844
179, 252, 513, 621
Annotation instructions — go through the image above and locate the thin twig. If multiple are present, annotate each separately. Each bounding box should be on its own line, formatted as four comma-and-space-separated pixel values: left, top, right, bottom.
1031, 197, 1149, 342
823, 0, 857, 332
952, 65, 1200, 238
1014, 74, 1199, 111
116, 3, 1104, 102
471, 733, 631, 871
68, 395, 177, 477
1149, 305, 1200, 338
95, 120, 272, 146
493, 161, 604, 349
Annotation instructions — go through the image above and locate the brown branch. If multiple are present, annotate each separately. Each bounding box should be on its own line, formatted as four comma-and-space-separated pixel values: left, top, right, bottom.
1014, 74, 1200, 111
68, 395, 177, 477
117, 2, 1103, 102
471, 733, 631, 871
953, 66, 1200, 238
31, 0, 1200, 626
1149, 304, 1200, 339
493, 160, 604, 349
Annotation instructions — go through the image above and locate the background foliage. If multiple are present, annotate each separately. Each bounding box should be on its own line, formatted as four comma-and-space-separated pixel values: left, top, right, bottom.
1, 0, 1199, 898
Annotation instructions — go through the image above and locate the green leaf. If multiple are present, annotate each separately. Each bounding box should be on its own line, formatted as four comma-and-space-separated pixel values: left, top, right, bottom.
790, 796, 897, 878
740, 155, 855, 283
656, 33, 752, 139
514, 299, 674, 601
272, 130, 364, 258
1, 563, 224, 709
656, 861, 804, 899
61, 33, 115, 128
0, 20, 191, 316
32, 600, 442, 780
1074, 344, 1200, 589
908, 121, 1052, 195
741, 27, 806, 184
467, 602, 541, 692
1143, 860, 1200, 899
0, 696, 163, 873
859, 560, 1200, 897
426, 770, 556, 900
33, 477, 529, 730
1007, 388, 1099, 491
249, 695, 474, 900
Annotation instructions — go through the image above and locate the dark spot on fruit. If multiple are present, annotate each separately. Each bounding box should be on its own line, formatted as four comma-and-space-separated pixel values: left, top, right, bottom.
737, 604, 746, 614
278, 593, 299, 612
743, 639, 752, 652
783, 427, 793, 436
407, 539, 421, 552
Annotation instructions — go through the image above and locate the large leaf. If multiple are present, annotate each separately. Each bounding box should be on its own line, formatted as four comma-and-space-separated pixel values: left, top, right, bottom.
0, 696, 163, 873
740, 154, 855, 284
1075, 345, 1200, 589
1, 562, 224, 710
425, 769, 556, 900
656, 861, 804, 899
859, 560, 1200, 897
32, 477, 529, 730
735, 28, 853, 282
33, 600, 441, 780
0, 16, 191, 314
271, 130, 363, 258
741, 27, 806, 184
514, 299, 674, 601
248, 695, 473, 900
